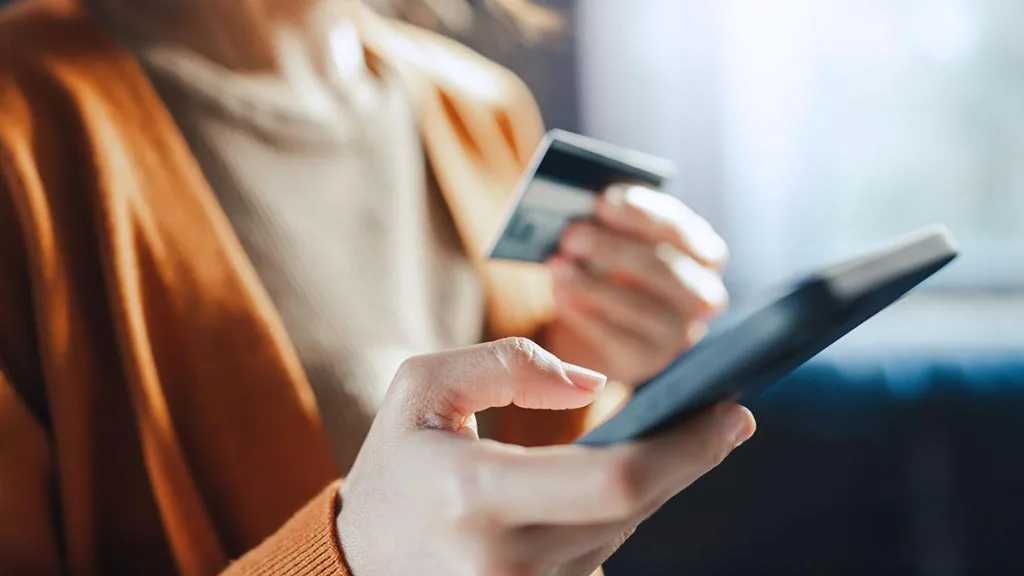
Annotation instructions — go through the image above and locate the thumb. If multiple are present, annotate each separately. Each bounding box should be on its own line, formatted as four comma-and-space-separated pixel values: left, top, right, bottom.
388, 338, 607, 433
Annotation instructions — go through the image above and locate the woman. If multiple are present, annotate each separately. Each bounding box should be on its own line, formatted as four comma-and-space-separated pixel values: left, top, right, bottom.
0, 0, 754, 573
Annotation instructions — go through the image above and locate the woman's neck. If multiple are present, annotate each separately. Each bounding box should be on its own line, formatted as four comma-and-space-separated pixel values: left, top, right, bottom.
90, 0, 349, 73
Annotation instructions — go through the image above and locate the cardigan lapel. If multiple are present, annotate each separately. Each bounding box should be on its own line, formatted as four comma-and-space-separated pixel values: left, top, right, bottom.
30, 3, 337, 573
354, 6, 556, 340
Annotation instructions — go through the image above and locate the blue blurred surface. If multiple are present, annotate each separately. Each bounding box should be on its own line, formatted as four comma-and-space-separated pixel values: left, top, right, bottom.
608, 353, 1024, 575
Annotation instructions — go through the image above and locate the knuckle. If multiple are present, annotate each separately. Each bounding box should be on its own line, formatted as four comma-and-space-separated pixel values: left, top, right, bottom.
601, 453, 648, 517
394, 354, 430, 383
391, 354, 433, 397
494, 337, 541, 372
697, 432, 734, 470
444, 459, 489, 524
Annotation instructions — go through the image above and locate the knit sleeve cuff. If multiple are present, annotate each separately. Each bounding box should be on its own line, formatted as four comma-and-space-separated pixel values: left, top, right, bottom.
222, 481, 350, 576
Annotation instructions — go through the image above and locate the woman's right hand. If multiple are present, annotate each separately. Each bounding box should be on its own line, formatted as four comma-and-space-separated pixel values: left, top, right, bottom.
337, 338, 755, 576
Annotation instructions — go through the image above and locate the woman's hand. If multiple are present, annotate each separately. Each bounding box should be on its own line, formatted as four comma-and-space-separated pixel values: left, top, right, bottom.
338, 338, 755, 576
545, 185, 730, 386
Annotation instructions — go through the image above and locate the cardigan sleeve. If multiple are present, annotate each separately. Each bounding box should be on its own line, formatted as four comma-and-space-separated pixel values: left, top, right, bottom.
221, 481, 351, 576
0, 385, 351, 576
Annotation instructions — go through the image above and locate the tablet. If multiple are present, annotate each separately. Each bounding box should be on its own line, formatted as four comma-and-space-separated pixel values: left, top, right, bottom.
576, 225, 959, 446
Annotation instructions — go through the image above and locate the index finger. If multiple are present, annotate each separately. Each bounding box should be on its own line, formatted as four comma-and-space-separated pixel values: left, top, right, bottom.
595, 185, 729, 269
477, 403, 755, 526
389, 338, 607, 433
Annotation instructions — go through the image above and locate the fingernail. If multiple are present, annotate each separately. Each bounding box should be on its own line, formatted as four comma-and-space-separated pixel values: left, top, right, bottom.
687, 260, 729, 314
701, 232, 730, 266
700, 275, 729, 314
605, 185, 627, 208
685, 321, 709, 346
672, 255, 729, 315
562, 227, 592, 256
622, 185, 646, 207
562, 362, 607, 392
721, 405, 755, 448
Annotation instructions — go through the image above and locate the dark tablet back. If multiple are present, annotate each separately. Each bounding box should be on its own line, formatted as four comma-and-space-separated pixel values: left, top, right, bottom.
578, 227, 958, 446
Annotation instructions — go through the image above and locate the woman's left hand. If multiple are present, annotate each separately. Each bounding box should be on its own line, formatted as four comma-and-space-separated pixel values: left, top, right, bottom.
544, 185, 730, 386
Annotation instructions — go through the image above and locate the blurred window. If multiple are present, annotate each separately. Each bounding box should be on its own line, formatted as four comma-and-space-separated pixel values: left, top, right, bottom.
579, 0, 1024, 296
718, 0, 1024, 292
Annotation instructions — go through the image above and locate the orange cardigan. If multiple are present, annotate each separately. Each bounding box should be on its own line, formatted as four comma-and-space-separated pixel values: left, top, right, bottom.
0, 1, 625, 574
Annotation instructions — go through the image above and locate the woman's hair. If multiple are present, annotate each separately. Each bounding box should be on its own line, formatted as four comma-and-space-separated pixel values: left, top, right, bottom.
368, 0, 563, 43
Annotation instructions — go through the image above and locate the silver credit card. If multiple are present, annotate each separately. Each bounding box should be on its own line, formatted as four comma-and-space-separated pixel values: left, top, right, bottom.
488, 129, 676, 263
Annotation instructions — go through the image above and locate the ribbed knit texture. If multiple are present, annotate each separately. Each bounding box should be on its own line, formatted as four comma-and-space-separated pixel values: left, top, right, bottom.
134, 31, 486, 472
222, 482, 348, 576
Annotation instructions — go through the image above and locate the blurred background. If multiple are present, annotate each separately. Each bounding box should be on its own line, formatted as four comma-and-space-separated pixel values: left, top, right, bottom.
464, 0, 1024, 574
7, 0, 1018, 573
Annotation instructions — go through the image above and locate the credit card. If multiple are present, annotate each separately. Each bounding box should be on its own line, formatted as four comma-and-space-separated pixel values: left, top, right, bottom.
487, 129, 676, 263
